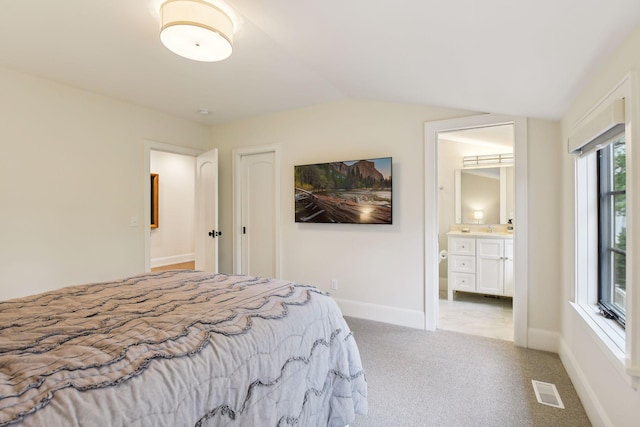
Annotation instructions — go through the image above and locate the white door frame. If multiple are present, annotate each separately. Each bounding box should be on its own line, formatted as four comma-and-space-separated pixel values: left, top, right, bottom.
424, 114, 529, 347
232, 143, 281, 277
143, 140, 203, 272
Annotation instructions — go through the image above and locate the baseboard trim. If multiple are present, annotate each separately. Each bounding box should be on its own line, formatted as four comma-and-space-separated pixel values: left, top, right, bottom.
527, 328, 560, 353
333, 298, 425, 329
150, 253, 195, 268
559, 338, 611, 427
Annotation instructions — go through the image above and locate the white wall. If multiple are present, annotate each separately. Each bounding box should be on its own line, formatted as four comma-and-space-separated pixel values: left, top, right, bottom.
150, 151, 196, 267
437, 140, 462, 283
526, 118, 562, 345
0, 66, 209, 300
559, 23, 640, 427
210, 99, 561, 337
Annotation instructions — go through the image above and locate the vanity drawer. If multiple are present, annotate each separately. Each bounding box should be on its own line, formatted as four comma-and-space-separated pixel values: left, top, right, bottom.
449, 237, 476, 255
449, 255, 476, 273
449, 272, 476, 292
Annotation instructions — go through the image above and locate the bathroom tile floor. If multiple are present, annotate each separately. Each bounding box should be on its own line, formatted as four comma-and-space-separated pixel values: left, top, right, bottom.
438, 290, 513, 341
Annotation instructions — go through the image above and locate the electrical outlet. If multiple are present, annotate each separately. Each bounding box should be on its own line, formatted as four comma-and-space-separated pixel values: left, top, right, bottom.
331, 279, 338, 290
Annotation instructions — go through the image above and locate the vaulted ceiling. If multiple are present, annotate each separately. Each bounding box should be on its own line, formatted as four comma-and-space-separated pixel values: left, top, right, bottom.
2, 0, 639, 125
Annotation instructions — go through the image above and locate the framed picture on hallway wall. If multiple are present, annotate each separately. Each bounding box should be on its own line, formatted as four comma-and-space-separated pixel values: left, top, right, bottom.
150, 173, 159, 229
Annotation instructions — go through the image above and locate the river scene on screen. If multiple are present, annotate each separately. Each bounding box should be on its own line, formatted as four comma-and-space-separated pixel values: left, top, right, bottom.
294, 157, 392, 224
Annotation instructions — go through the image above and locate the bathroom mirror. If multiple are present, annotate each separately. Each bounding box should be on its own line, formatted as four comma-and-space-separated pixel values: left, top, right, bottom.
454, 166, 514, 224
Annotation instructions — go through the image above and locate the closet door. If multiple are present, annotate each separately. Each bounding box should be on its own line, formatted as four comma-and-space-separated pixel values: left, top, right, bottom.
239, 151, 276, 277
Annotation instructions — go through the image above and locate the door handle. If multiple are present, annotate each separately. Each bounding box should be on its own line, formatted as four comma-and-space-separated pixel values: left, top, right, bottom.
208, 230, 222, 238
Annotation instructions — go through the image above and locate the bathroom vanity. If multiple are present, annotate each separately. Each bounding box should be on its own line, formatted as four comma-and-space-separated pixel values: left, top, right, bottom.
447, 231, 514, 300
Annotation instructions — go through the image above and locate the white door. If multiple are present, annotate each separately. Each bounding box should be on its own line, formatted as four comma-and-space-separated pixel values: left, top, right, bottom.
195, 149, 219, 272
240, 151, 276, 277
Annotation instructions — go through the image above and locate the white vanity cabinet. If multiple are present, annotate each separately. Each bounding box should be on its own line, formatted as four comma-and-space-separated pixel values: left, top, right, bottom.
447, 233, 513, 300
477, 238, 511, 296
447, 237, 476, 300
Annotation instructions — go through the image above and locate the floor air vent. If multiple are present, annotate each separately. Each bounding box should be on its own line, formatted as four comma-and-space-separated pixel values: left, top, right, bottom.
532, 380, 565, 409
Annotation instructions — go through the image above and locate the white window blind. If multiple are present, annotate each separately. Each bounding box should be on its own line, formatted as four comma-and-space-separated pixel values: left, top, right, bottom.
568, 98, 625, 155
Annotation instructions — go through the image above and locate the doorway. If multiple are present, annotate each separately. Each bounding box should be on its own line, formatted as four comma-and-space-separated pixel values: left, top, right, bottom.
143, 141, 219, 273
437, 125, 514, 341
149, 150, 196, 270
424, 114, 529, 347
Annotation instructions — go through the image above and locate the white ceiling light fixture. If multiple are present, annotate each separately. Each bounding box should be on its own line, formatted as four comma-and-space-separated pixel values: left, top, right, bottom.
160, 0, 233, 62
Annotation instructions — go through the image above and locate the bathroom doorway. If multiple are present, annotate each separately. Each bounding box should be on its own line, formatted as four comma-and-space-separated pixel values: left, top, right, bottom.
437, 125, 514, 341
424, 114, 528, 347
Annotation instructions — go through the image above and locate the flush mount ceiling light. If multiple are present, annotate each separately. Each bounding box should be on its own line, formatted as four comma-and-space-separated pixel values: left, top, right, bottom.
160, 0, 233, 62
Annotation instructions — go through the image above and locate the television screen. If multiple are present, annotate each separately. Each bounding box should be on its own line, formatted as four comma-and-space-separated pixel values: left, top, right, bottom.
294, 157, 392, 224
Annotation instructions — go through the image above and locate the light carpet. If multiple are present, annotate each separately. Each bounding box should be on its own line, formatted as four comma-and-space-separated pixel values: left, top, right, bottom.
345, 317, 591, 427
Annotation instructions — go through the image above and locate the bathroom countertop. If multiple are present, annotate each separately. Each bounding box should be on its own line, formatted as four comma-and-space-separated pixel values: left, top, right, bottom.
447, 230, 514, 238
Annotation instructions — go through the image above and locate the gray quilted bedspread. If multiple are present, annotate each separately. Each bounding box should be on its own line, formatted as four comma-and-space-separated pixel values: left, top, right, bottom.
0, 271, 367, 426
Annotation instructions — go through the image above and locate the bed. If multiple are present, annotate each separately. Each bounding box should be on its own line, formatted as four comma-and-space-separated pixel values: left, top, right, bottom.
0, 271, 367, 426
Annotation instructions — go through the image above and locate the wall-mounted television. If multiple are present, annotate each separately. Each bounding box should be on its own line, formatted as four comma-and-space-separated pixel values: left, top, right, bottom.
294, 157, 392, 224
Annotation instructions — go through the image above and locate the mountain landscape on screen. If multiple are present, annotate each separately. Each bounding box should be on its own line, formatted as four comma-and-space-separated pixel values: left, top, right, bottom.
294, 157, 392, 224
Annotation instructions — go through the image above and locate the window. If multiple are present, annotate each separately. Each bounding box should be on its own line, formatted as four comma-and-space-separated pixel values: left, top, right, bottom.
570, 75, 639, 379
597, 137, 626, 327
